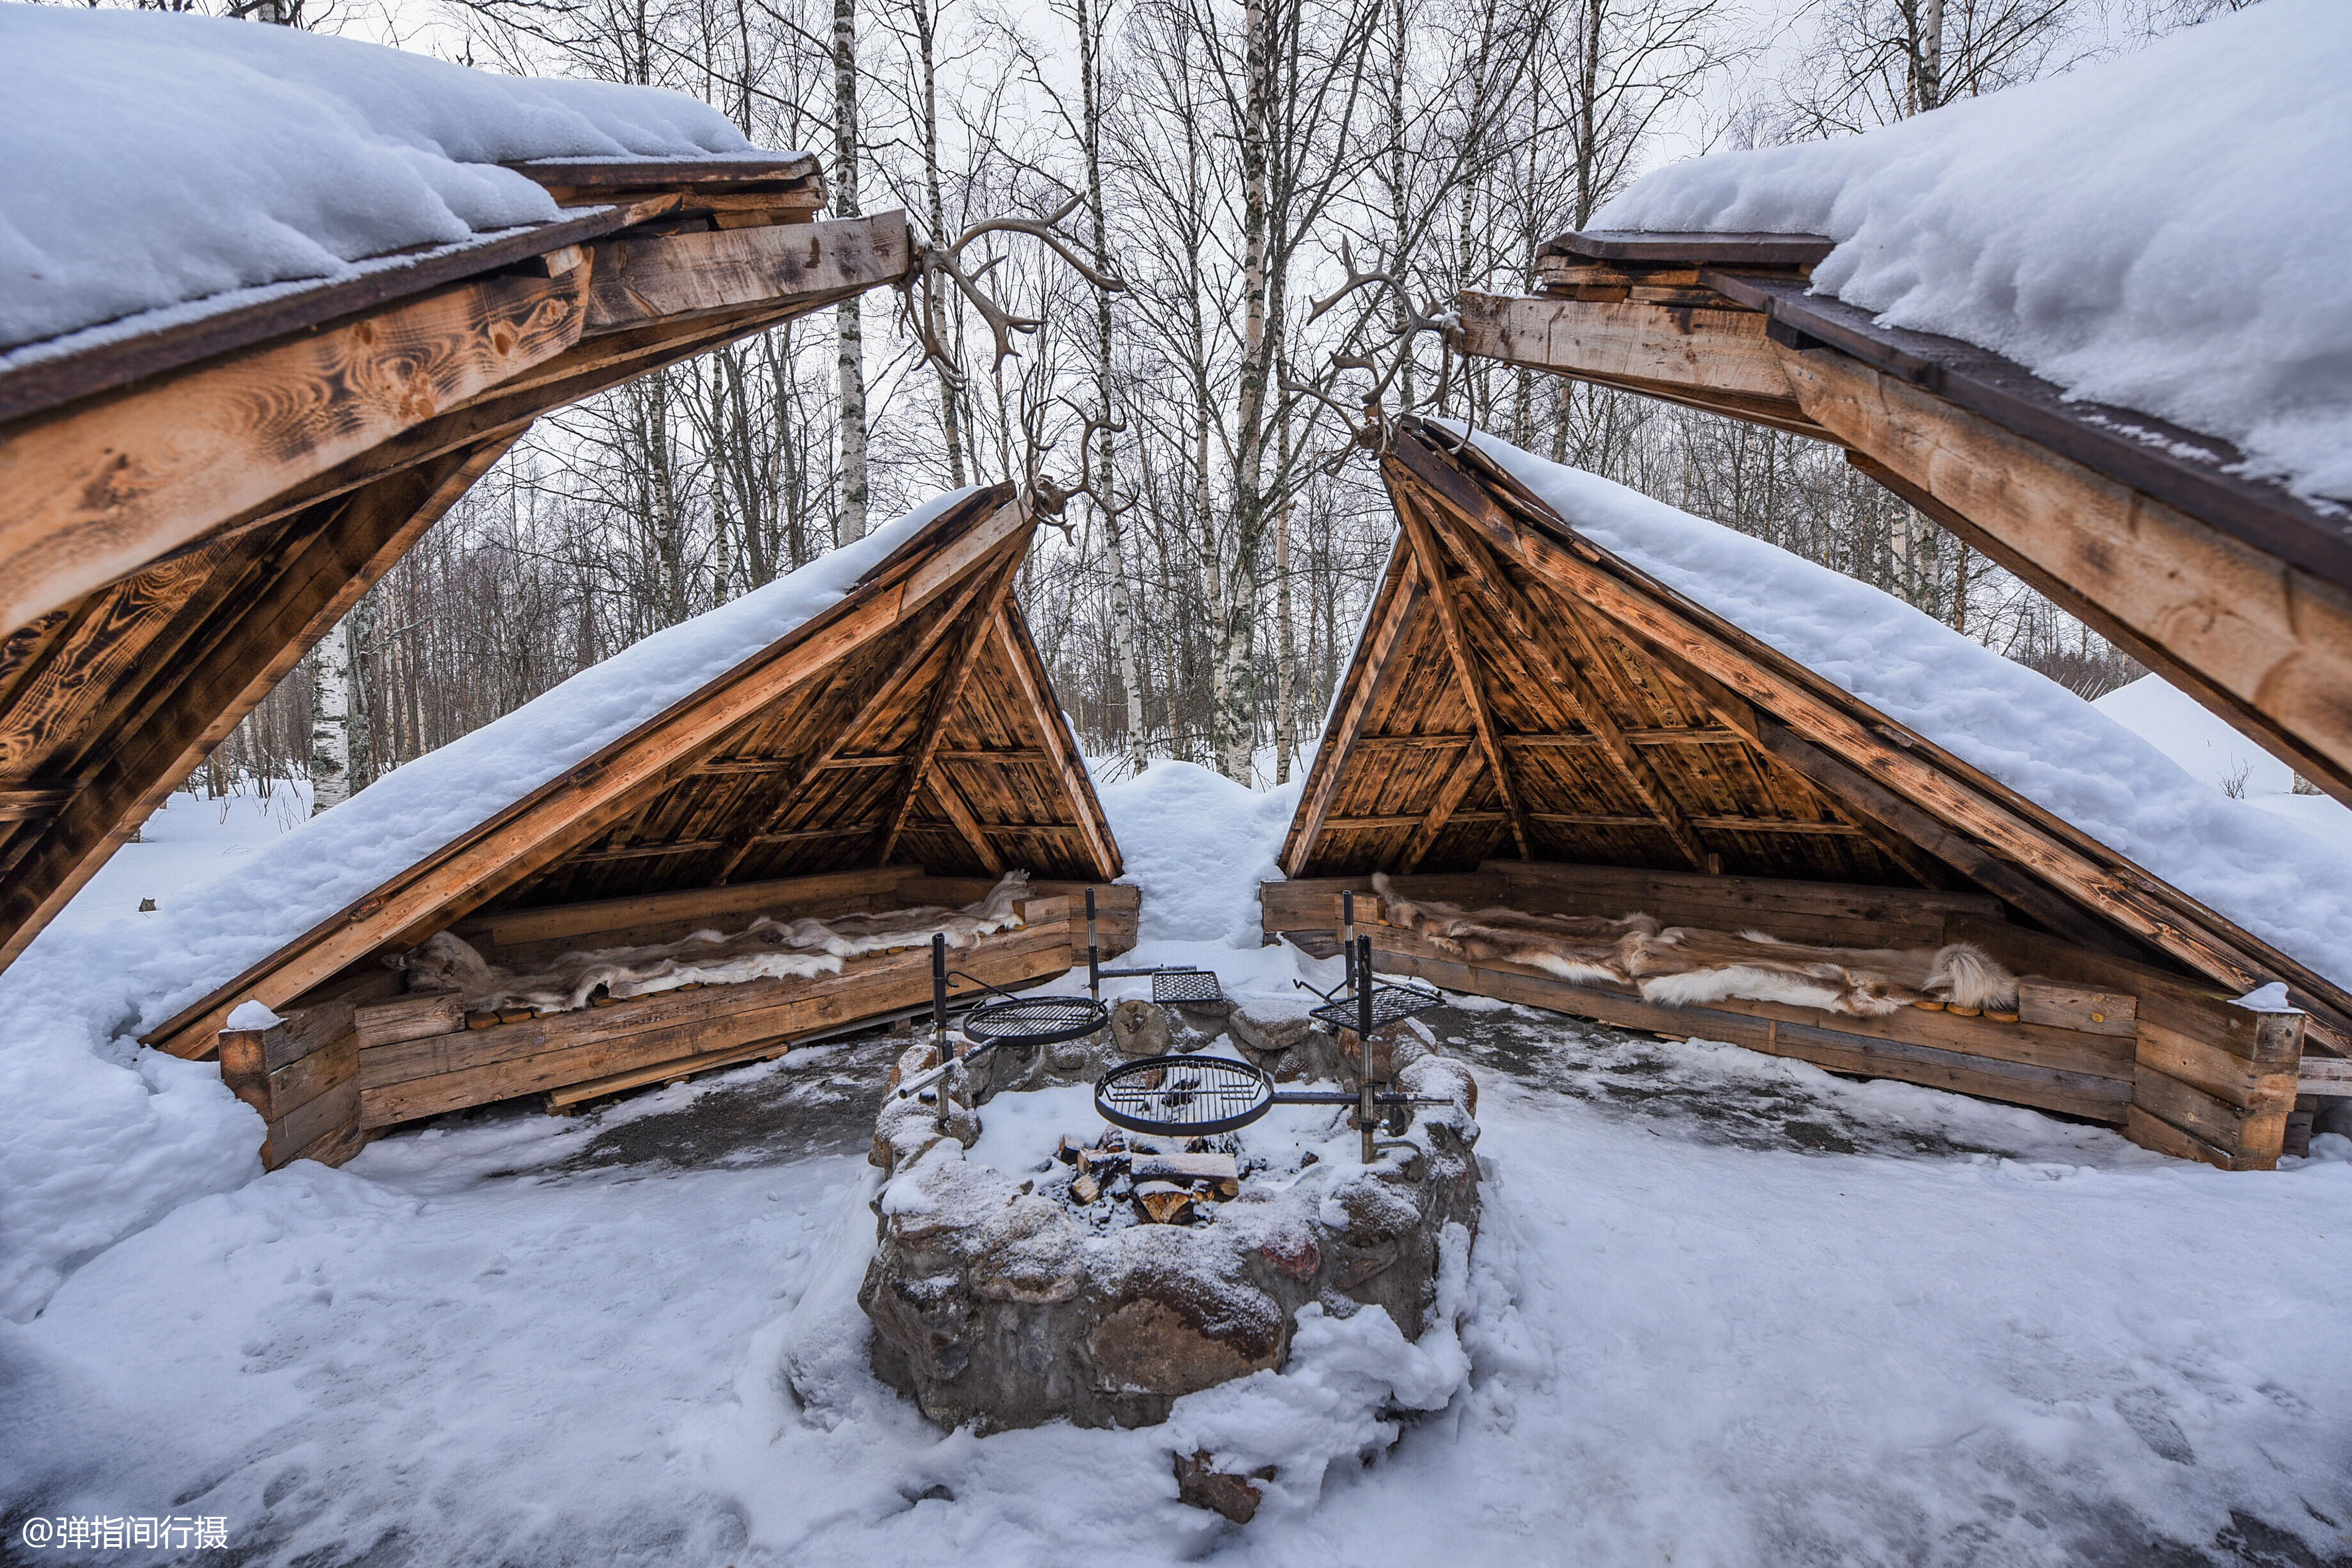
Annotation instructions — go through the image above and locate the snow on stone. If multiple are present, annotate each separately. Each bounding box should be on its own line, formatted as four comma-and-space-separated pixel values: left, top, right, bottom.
0, 495, 961, 1318
0, 3, 779, 355
1461, 426, 2352, 994
1589, 0, 2352, 503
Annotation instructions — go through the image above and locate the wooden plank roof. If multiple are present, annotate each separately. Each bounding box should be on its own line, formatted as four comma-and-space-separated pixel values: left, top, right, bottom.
143, 485, 1121, 1058
1283, 416, 2352, 1048
1456, 228, 2352, 816
0, 151, 915, 975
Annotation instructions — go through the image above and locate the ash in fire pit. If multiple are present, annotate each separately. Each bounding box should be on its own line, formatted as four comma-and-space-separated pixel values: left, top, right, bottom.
858, 1006, 1480, 1433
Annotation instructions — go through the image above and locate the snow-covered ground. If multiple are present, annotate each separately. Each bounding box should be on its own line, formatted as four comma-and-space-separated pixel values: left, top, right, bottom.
6, 760, 2351, 1565
1591, 0, 2352, 506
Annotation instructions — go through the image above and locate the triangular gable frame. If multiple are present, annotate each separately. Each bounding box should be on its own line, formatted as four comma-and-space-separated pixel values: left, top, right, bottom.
1283, 417, 2352, 1054
148, 485, 1122, 1058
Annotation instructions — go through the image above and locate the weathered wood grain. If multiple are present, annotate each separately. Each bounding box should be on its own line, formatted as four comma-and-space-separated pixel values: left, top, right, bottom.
1, 272, 589, 634
586, 212, 910, 331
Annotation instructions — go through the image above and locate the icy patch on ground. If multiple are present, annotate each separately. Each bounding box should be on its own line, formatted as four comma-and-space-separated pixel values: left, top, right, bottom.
1591, 0, 2352, 504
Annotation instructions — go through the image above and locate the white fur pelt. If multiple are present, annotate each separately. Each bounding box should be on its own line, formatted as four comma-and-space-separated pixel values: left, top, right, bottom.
1369, 873, 2017, 1018
402, 870, 1034, 1015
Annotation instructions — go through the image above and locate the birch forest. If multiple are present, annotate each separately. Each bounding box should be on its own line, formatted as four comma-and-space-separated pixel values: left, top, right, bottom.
182, 0, 2226, 812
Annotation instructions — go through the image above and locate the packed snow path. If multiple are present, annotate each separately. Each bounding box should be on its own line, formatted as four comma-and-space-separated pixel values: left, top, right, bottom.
7, 998, 2349, 1567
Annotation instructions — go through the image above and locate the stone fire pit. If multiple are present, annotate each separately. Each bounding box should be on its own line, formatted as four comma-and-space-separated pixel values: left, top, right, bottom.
858, 1002, 1480, 1433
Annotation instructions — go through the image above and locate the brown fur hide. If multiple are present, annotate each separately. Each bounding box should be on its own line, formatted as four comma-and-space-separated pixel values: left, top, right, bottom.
1369, 874, 2016, 1018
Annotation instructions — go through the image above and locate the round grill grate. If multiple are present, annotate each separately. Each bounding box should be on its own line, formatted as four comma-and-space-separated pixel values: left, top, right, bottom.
1094, 1053, 1275, 1137
961, 995, 1110, 1049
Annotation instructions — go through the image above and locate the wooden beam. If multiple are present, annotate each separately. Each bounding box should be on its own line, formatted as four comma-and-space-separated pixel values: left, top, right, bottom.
1401, 469, 1712, 873
877, 554, 1022, 864
1454, 282, 2352, 811
1780, 345, 2352, 809
584, 210, 911, 333
1392, 488, 1533, 860
1394, 742, 1483, 874
988, 609, 1124, 883
706, 537, 1013, 884
1284, 547, 1424, 874
1455, 291, 1821, 436
921, 769, 1007, 875
1, 270, 591, 635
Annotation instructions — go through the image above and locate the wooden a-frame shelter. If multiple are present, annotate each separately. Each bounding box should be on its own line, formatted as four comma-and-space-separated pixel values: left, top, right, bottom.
1455, 230, 2352, 813
0, 151, 911, 975
1262, 418, 2346, 1170
143, 485, 1133, 1168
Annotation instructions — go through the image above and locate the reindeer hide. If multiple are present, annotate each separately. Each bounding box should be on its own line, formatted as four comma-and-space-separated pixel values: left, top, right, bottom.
1369, 874, 2017, 1018
402, 871, 1034, 1015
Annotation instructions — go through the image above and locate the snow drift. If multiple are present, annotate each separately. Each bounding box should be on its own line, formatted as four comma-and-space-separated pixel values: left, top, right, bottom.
1589, 0, 2352, 503
0, 3, 779, 356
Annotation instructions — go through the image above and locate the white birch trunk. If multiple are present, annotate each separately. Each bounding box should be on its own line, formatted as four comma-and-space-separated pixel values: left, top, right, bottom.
834, 0, 868, 542
309, 615, 353, 814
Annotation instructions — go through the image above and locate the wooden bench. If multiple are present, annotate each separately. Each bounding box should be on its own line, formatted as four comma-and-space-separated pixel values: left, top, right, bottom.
218, 867, 1138, 1166
1261, 862, 2304, 1170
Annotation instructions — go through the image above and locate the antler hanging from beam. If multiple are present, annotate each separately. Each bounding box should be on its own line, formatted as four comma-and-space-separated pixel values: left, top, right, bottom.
899, 193, 1127, 384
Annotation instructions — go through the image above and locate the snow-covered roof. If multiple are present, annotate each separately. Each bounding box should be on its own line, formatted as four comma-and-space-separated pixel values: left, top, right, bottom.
1589, 0, 2352, 505
1463, 428, 2352, 994
0, 3, 783, 358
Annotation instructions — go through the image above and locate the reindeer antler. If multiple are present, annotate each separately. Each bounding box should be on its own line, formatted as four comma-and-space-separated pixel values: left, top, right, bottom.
1306, 237, 1443, 336
901, 193, 1128, 386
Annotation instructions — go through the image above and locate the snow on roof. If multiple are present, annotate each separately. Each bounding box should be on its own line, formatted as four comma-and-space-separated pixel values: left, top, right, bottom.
0, 3, 781, 356
1587, 0, 2352, 505
1462, 427, 2352, 992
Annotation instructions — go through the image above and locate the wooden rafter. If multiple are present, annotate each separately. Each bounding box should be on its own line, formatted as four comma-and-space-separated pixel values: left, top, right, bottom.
989, 610, 1122, 882
704, 544, 1011, 884
1393, 742, 1481, 874
0, 209, 916, 975
0, 434, 520, 971
141, 489, 1030, 1057
1285, 551, 1425, 874
876, 555, 1022, 864
1399, 469, 1713, 874
3, 270, 593, 636
1392, 489, 1532, 860
1457, 261, 2352, 811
